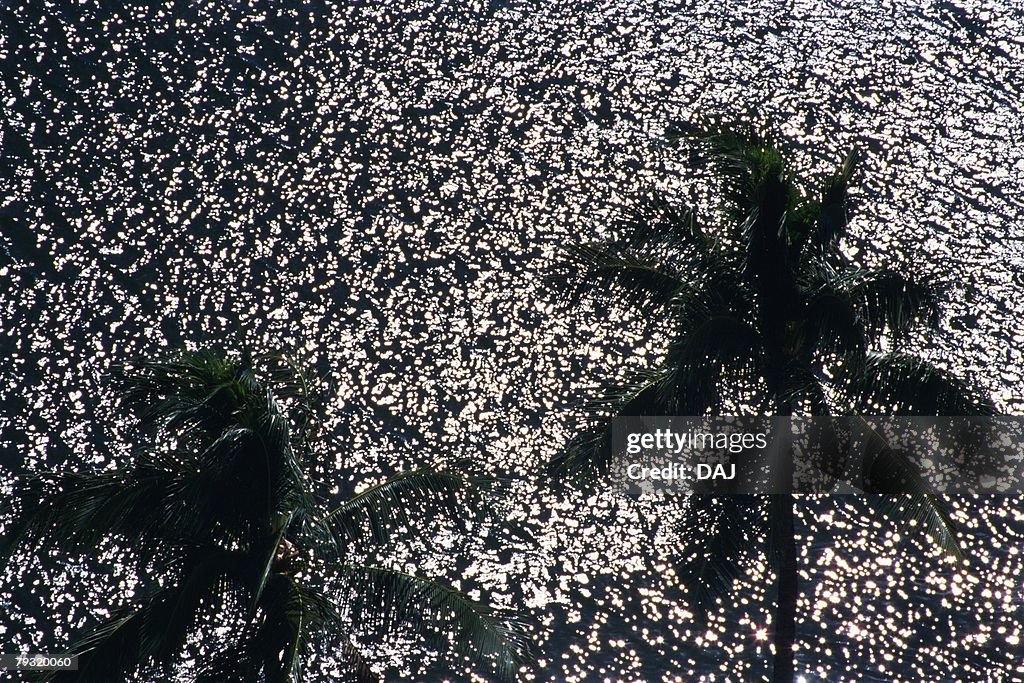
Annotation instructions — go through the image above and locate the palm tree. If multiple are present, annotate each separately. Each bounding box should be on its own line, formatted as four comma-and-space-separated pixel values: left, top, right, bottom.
548, 124, 994, 682
3, 350, 532, 682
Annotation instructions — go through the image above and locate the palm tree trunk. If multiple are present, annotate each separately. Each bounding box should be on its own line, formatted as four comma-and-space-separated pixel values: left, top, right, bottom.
769, 397, 797, 683
771, 495, 798, 683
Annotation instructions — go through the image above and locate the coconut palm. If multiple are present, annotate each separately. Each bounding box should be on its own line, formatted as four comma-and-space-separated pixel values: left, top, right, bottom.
3, 350, 532, 682
548, 124, 994, 682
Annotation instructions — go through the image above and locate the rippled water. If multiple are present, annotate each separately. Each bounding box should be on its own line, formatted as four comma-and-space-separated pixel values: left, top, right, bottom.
2, 0, 1024, 680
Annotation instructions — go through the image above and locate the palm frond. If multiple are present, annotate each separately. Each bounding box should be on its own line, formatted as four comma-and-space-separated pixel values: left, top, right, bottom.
791, 416, 851, 491
250, 512, 296, 617
777, 366, 832, 418
258, 353, 328, 450
258, 353, 319, 407
547, 371, 668, 487
173, 427, 267, 541
670, 122, 778, 182
334, 565, 532, 683
13, 347, 539, 683
871, 493, 963, 564
254, 386, 315, 516
140, 545, 248, 664
256, 574, 342, 683
334, 637, 379, 683
115, 350, 245, 440
799, 261, 867, 357
195, 575, 343, 683
5, 460, 177, 559
803, 291, 866, 357
316, 460, 496, 550
551, 240, 691, 308
806, 150, 856, 252
43, 547, 241, 683
156, 389, 310, 546
158, 424, 290, 547
617, 192, 718, 265
668, 496, 764, 615
662, 314, 764, 414
674, 123, 801, 243
3, 430, 303, 567
846, 271, 940, 340
548, 295, 763, 484
42, 611, 148, 683
855, 424, 966, 563
831, 353, 995, 416
194, 640, 259, 683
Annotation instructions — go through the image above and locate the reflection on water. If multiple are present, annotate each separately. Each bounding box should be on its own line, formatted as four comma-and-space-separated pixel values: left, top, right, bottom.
1, 0, 1023, 680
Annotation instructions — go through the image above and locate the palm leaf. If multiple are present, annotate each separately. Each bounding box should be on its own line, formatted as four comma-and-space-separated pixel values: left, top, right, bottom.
195, 576, 343, 683
258, 352, 328, 450
804, 291, 866, 357
41, 611, 148, 683
831, 353, 995, 416
846, 271, 940, 340
547, 370, 668, 486
334, 639, 378, 683
662, 314, 764, 414
668, 496, 764, 615
549, 181, 728, 312
776, 367, 832, 418
42, 546, 242, 683
5, 458, 179, 559
552, 240, 691, 307
162, 390, 310, 546
854, 423, 966, 563
806, 150, 856, 252
115, 350, 244, 440
250, 512, 296, 617
799, 261, 867, 356
256, 575, 341, 683
334, 565, 532, 683
620, 192, 710, 256
194, 640, 259, 683
13, 348, 535, 683
160, 423, 295, 547
316, 460, 496, 549
673, 123, 800, 237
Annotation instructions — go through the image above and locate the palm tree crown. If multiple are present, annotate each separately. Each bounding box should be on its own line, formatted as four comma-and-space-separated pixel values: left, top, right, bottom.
547, 123, 995, 683
551, 124, 993, 481
4, 350, 532, 682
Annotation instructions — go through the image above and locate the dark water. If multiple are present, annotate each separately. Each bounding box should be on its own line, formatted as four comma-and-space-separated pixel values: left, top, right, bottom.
2, 0, 1024, 680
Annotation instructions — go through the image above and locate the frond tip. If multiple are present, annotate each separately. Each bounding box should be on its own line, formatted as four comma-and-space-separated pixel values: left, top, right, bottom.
551, 241, 690, 307
336, 565, 533, 682
832, 353, 995, 416
669, 497, 763, 615
847, 271, 941, 340
316, 460, 497, 548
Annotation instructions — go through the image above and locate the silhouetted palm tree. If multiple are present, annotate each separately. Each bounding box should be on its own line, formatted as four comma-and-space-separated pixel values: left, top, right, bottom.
548, 124, 994, 682
4, 350, 531, 682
